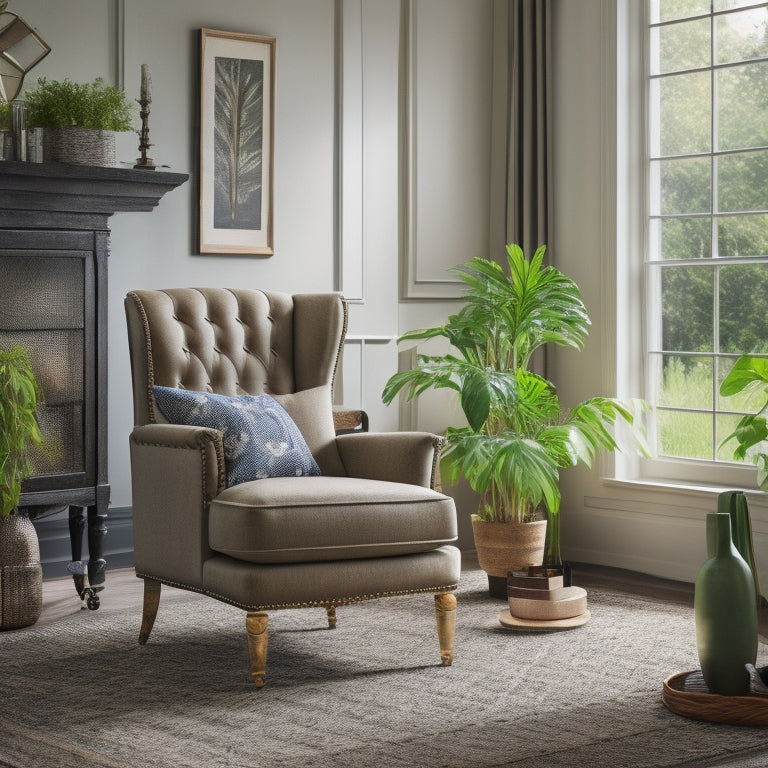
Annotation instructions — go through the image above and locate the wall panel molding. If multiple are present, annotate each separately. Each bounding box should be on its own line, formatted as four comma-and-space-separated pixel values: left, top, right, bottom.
337, 0, 366, 302
339, 335, 399, 431
400, 0, 494, 299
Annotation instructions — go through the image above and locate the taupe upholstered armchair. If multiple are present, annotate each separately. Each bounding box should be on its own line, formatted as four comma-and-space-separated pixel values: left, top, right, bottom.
124, 288, 460, 687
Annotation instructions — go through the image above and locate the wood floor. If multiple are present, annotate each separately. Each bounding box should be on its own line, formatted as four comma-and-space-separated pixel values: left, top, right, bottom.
33, 555, 768, 642
573, 561, 768, 642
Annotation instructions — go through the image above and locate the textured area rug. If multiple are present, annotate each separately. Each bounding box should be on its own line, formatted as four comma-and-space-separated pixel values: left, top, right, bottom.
1, 570, 767, 768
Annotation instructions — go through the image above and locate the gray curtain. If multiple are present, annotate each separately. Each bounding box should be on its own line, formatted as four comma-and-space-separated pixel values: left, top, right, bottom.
505, 0, 553, 260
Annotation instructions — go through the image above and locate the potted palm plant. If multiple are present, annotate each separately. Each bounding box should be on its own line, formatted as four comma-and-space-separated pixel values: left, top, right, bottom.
0, 346, 45, 629
23, 76, 134, 166
383, 243, 648, 595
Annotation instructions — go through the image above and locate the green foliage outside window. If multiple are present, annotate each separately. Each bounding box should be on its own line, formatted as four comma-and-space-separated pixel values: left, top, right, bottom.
650, 2, 768, 464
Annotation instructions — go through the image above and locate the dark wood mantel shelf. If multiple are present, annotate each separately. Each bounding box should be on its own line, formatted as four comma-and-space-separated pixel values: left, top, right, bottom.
0, 161, 189, 229
0, 160, 188, 609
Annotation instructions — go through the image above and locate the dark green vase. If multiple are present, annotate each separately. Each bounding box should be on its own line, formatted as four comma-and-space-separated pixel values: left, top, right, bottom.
718, 490, 761, 607
694, 512, 757, 696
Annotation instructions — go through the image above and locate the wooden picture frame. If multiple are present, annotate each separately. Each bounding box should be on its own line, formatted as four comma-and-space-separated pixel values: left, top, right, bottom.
199, 28, 275, 255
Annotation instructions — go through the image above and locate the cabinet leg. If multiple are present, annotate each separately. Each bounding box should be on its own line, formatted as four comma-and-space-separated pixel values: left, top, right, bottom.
65, 503, 108, 610
86, 503, 107, 588
67, 506, 87, 599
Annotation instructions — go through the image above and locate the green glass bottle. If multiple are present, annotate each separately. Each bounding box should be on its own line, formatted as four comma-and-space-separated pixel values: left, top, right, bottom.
694, 512, 757, 696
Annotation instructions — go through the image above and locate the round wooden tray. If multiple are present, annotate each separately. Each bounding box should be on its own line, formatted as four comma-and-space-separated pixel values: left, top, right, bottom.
662, 670, 768, 726
498, 609, 590, 631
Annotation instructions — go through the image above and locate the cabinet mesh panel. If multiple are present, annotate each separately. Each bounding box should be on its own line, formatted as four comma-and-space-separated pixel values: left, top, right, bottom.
0, 255, 84, 477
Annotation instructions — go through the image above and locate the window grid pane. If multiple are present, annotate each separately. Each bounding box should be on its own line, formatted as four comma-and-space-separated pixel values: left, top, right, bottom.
647, 1, 768, 466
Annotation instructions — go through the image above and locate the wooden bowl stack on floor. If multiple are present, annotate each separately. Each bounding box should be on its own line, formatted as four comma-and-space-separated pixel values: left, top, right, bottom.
499, 565, 591, 631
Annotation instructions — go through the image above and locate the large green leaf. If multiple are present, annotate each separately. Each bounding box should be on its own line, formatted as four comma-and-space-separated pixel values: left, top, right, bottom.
460, 368, 492, 431
721, 415, 768, 461
720, 355, 768, 397
381, 358, 463, 405
719, 356, 768, 478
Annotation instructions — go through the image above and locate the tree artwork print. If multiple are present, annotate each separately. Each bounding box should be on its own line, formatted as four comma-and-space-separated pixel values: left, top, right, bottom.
213, 56, 263, 230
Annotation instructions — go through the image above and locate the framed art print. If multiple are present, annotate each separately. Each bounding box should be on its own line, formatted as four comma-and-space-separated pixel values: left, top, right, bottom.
199, 28, 275, 254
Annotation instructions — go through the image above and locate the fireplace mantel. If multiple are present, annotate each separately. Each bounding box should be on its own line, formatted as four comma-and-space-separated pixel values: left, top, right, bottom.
0, 160, 188, 607
0, 161, 189, 229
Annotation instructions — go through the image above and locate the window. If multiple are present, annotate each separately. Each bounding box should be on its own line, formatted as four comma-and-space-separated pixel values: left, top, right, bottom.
647, 0, 768, 473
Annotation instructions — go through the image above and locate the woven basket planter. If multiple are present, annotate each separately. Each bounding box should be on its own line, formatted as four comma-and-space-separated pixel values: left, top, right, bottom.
472, 518, 547, 579
0, 514, 43, 630
42, 126, 117, 167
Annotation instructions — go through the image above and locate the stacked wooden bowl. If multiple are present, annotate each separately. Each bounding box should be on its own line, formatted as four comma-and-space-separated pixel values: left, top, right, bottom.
498, 566, 591, 630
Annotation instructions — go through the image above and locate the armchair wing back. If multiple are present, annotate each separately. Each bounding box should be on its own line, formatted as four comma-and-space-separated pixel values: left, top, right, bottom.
125, 288, 460, 688
125, 287, 346, 425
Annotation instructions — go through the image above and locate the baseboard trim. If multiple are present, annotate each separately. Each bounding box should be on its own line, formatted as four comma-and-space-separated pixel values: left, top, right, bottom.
32, 505, 134, 580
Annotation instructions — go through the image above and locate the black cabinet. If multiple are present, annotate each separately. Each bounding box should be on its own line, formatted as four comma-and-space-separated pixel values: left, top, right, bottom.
0, 161, 187, 607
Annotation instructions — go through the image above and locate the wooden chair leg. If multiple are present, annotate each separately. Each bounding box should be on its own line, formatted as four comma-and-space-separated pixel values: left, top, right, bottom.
434, 592, 457, 666
326, 604, 337, 629
246, 611, 269, 688
138, 578, 161, 645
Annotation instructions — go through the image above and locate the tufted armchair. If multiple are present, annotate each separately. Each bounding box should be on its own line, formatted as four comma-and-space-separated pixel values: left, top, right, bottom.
124, 288, 460, 687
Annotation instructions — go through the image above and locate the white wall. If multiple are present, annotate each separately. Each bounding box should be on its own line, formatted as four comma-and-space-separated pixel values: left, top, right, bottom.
12, 0, 491, 551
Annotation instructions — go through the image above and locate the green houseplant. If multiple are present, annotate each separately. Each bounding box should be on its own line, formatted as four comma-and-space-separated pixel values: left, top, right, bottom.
0, 346, 45, 629
23, 77, 134, 166
383, 244, 648, 580
720, 355, 768, 489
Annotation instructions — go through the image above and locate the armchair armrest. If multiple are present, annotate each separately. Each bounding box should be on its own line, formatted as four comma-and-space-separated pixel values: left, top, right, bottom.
333, 407, 369, 434
129, 423, 225, 589
335, 431, 446, 490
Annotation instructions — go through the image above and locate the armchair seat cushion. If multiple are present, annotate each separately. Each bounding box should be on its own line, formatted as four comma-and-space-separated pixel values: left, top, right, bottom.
208, 476, 457, 564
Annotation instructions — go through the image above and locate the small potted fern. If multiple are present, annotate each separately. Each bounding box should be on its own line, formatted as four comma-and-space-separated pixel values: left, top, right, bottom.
0, 346, 45, 629
23, 76, 134, 166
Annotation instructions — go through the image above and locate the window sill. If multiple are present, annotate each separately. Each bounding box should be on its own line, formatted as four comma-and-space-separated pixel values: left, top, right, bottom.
599, 476, 768, 522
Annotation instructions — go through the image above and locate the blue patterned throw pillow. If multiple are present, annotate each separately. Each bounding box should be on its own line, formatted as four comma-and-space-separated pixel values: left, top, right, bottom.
152, 386, 321, 486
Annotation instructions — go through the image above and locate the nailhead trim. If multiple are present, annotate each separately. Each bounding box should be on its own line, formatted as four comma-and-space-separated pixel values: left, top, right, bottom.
430, 435, 446, 492
136, 571, 458, 613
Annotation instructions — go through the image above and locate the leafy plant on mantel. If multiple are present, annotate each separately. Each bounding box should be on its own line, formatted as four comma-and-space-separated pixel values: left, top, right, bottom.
382, 243, 649, 563
24, 77, 134, 131
720, 355, 768, 488
0, 347, 43, 517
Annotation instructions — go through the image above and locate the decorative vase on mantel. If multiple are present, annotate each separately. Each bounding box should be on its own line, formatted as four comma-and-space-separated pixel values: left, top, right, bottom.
694, 511, 757, 695
0, 512, 43, 630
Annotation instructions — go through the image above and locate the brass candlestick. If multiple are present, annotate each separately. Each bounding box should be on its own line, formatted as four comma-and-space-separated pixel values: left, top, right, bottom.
134, 64, 155, 170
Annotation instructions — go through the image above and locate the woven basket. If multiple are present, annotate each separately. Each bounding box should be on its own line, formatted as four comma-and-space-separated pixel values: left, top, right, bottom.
0, 514, 43, 630
472, 519, 547, 578
42, 127, 117, 167
662, 670, 768, 726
